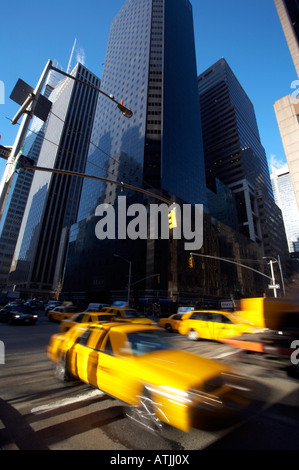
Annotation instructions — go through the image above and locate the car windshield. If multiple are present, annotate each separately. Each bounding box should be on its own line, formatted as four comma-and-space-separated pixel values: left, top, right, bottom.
127, 330, 174, 356
123, 310, 145, 318
11, 305, 33, 313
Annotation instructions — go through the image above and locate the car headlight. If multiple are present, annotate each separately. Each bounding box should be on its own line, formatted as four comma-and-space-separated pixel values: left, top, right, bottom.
188, 372, 254, 409
146, 385, 191, 405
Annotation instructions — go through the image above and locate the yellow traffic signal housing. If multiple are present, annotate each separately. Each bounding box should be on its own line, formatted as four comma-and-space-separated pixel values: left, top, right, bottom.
168, 208, 177, 229
189, 256, 194, 268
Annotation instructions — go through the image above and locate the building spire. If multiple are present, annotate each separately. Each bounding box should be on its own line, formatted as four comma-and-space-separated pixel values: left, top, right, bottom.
67, 38, 77, 73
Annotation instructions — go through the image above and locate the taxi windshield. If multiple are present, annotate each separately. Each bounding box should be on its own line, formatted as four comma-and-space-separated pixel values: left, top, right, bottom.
123, 309, 146, 318
127, 330, 173, 356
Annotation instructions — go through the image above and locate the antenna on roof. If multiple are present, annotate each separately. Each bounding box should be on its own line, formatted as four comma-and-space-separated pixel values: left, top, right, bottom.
67, 38, 77, 73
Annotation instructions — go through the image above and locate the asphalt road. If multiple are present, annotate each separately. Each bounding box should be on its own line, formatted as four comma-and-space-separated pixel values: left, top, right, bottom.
1, 312, 299, 452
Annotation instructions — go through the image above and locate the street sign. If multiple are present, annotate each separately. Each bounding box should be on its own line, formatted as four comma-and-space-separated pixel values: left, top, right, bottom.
0, 145, 12, 160
10, 79, 52, 122
268, 284, 280, 289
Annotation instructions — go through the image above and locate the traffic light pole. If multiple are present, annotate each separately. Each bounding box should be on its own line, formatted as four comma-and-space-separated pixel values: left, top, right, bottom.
0, 60, 52, 221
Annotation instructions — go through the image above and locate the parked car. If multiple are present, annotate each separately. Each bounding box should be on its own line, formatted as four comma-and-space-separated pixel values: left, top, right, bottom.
47, 322, 255, 433
59, 311, 116, 332
102, 306, 155, 324
47, 305, 81, 322
0, 303, 38, 325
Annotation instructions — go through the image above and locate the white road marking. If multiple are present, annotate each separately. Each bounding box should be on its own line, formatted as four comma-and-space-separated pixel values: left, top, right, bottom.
31, 389, 104, 415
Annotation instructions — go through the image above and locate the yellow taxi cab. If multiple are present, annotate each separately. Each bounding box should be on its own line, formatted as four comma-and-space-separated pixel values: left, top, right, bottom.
102, 306, 155, 324
47, 322, 255, 433
179, 310, 256, 341
47, 303, 81, 322
59, 311, 116, 333
158, 307, 194, 332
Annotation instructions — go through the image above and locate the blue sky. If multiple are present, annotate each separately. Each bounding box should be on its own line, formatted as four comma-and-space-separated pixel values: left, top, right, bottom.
0, 0, 296, 178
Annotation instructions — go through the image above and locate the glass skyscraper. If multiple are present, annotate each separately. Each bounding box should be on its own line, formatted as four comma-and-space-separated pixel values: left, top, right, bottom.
0, 71, 62, 290
63, 0, 207, 302
198, 58, 290, 290
76, 0, 206, 222
271, 164, 299, 252
9, 64, 100, 296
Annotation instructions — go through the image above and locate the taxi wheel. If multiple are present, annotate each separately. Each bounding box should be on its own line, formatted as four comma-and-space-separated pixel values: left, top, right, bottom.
188, 329, 199, 341
126, 388, 164, 434
165, 323, 172, 332
54, 353, 71, 382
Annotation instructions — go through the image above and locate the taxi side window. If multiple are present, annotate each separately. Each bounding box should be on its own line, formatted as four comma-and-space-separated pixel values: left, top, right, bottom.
93, 330, 109, 351
173, 314, 182, 320
211, 314, 222, 323
190, 312, 204, 320
76, 329, 92, 346
76, 314, 85, 323
220, 314, 232, 324
103, 334, 114, 355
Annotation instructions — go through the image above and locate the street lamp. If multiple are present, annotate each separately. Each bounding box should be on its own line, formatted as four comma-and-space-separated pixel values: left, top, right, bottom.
0, 60, 133, 222
51, 66, 133, 119
113, 254, 132, 305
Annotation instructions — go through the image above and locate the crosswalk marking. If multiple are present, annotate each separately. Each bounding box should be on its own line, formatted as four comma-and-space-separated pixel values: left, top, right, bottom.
31, 389, 104, 415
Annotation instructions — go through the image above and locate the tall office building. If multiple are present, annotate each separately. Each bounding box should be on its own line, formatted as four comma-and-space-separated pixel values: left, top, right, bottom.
274, 0, 299, 211
77, 0, 206, 221
62, 0, 207, 302
271, 164, 299, 252
9, 64, 100, 297
198, 59, 289, 288
0, 71, 63, 290
274, 0, 299, 77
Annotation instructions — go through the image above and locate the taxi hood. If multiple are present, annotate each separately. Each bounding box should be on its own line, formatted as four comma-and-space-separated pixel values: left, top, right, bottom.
135, 348, 231, 389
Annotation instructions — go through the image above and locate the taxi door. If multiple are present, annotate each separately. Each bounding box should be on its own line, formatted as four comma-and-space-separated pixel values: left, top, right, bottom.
72, 328, 104, 386
171, 314, 184, 331
211, 313, 237, 340
97, 330, 136, 404
186, 311, 212, 339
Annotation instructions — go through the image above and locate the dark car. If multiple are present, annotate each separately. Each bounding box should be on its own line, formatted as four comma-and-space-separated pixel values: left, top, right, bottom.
0, 304, 38, 325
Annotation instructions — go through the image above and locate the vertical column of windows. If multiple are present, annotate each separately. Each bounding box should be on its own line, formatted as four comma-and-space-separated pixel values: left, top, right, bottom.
143, 0, 164, 190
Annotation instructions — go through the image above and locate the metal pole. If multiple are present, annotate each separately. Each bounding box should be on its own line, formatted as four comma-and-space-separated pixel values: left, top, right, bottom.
269, 259, 277, 298
51, 66, 133, 118
0, 60, 52, 220
113, 254, 132, 305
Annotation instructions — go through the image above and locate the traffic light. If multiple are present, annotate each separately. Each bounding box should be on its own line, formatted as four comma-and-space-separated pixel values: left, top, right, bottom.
168, 208, 177, 230
188, 255, 194, 269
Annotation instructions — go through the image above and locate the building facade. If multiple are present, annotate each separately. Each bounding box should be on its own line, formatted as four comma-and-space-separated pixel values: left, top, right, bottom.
271, 164, 299, 252
274, 0, 299, 77
62, 0, 207, 303
0, 71, 62, 291
273, 0, 299, 211
274, 94, 299, 211
198, 58, 290, 294
9, 64, 100, 297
